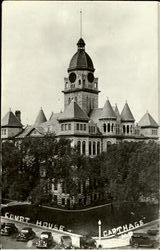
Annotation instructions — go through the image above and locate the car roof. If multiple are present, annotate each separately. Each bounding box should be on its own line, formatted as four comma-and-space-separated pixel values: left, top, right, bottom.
41, 231, 51, 235
133, 232, 148, 237
5, 223, 15, 226
22, 227, 32, 230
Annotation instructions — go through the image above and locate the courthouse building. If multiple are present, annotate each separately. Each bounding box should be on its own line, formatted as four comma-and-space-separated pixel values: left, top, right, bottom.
1, 37, 159, 208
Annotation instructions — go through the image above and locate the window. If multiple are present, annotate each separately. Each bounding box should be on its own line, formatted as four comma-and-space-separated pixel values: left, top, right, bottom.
89, 141, 92, 155
68, 124, 71, 130
94, 82, 97, 88
68, 98, 71, 104
83, 79, 85, 85
97, 141, 100, 155
62, 198, 65, 206
84, 124, 86, 131
79, 80, 81, 85
103, 123, 106, 132
65, 82, 68, 88
111, 124, 114, 132
93, 141, 96, 155
77, 141, 81, 154
89, 126, 91, 133
82, 141, 86, 155
80, 124, 83, 130
107, 123, 110, 133
61, 124, 64, 131
123, 125, 126, 133
65, 124, 67, 130
77, 124, 79, 130
127, 125, 129, 134
107, 141, 111, 149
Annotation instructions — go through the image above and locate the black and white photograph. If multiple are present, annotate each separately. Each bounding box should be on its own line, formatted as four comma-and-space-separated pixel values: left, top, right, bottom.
1, 1, 159, 249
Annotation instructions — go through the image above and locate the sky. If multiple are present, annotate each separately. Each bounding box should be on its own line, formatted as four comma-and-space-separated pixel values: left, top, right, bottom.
2, 1, 159, 125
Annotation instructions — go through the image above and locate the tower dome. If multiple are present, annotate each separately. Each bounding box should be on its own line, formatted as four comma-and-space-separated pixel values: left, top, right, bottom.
68, 38, 95, 72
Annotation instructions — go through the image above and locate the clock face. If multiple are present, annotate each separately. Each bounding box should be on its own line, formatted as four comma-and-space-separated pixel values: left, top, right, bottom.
69, 73, 76, 83
88, 72, 94, 83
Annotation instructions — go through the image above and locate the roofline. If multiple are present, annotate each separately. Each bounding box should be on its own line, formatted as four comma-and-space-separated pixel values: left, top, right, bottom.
68, 67, 95, 73
121, 120, 135, 122
139, 125, 159, 128
99, 118, 117, 121
1, 125, 23, 128
62, 88, 100, 94
57, 118, 89, 122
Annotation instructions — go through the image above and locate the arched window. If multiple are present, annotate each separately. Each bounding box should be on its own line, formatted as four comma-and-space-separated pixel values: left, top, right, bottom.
130, 125, 132, 133
79, 80, 81, 85
123, 125, 126, 133
93, 141, 96, 155
83, 79, 85, 86
82, 141, 86, 155
68, 98, 71, 104
77, 141, 81, 154
103, 123, 106, 132
127, 125, 129, 133
107, 123, 110, 133
111, 123, 114, 132
97, 141, 100, 155
89, 141, 92, 155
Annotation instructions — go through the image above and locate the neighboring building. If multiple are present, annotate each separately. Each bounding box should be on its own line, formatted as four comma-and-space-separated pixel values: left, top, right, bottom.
1, 37, 159, 208
1, 109, 23, 139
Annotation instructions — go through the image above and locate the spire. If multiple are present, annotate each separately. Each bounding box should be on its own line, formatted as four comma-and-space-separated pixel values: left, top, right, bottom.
121, 102, 135, 122
58, 100, 89, 122
34, 108, 47, 125
2, 110, 22, 128
138, 112, 158, 128
80, 10, 82, 38
99, 99, 116, 120
114, 104, 121, 121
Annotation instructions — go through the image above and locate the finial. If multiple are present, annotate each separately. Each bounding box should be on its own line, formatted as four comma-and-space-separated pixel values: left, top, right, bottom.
80, 10, 82, 38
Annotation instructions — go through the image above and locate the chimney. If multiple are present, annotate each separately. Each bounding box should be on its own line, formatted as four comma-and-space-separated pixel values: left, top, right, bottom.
15, 110, 21, 122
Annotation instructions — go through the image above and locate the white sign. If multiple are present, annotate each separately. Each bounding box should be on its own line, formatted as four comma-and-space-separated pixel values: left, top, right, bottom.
103, 220, 144, 237
4, 212, 64, 231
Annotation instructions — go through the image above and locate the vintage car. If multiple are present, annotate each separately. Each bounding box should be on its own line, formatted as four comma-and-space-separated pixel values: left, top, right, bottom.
130, 232, 159, 248
36, 231, 54, 248
16, 227, 36, 242
61, 235, 72, 249
1, 223, 18, 236
80, 235, 96, 249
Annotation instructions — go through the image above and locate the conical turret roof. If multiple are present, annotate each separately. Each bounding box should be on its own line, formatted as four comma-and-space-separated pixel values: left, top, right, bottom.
121, 102, 135, 122
99, 99, 116, 120
138, 112, 158, 128
58, 100, 89, 121
34, 108, 47, 125
114, 104, 121, 121
2, 110, 22, 128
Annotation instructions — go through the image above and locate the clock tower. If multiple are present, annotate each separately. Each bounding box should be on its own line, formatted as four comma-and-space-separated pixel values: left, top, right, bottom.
62, 38, 100, 115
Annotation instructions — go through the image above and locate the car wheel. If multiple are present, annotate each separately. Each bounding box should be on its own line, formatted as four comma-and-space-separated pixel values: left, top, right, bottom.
133, 243, 139, 248
152, 242, 158, 248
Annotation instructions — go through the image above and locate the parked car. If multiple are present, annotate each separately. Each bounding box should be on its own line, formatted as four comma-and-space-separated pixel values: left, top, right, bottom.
16, 227, 36, 242
1, 223, 18, 236
61, 235, 72, 249
147, 229, 159, 236
36, 231, 54, 248
80, 236, 96, 249
130, 232, 159, 248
